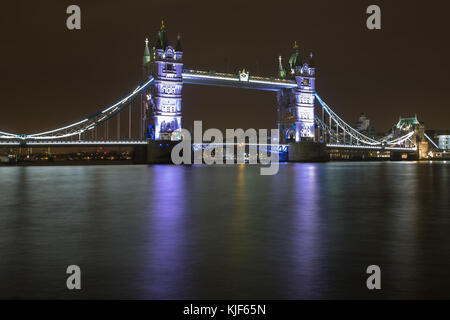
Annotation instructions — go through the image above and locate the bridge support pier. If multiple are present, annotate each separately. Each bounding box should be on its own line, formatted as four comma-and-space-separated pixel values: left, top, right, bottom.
390, 151, 418, 161
287, 142, 328, 162
133, 140, 178, 164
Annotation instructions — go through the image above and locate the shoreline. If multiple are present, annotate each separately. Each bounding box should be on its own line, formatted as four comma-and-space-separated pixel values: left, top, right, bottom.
0, 160, 136, 166
0, 159, 447, 167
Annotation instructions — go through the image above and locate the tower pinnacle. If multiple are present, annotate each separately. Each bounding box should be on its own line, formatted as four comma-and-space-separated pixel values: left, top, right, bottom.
176, 33, 182, 52
308, 52, 315, 68
289, 41, 300, 74
278, 56, 286, 78
156, 20, 168, 49
143, 37, 151, 65
146, 22, 184, 141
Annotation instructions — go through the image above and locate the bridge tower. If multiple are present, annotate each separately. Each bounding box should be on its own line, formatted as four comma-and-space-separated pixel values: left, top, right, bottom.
395, 115, 429, 159
143, 21, 183, 141
277, 42, 316, 143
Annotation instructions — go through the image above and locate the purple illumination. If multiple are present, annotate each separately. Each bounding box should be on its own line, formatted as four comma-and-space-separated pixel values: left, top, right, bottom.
143, 24, 183, 141
143, 166, 189, 298
142, 24, 316, 144
277, 49, 316, 143
291, 163, 321, 297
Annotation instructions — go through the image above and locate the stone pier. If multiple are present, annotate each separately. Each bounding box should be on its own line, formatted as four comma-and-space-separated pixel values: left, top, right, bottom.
133, 141, 178, 164
287, 142, 328, 162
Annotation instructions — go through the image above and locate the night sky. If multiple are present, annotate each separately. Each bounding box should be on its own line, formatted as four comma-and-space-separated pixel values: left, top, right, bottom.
1, 0, 449, 136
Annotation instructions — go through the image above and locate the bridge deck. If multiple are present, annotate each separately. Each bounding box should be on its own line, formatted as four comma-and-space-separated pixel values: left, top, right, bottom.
0, 141, 148, 148
326, 143, 417, 152
0, 140, 417, 153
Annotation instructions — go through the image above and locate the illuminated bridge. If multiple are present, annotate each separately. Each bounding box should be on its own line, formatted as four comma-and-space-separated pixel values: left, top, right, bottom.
1, 22, 439, 161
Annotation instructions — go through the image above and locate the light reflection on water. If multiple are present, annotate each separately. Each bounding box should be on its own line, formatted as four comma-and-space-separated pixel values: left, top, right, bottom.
0, 162, 449, 299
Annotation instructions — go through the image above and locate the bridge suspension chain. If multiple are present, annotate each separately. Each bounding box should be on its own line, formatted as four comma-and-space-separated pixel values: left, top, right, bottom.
314, 93, 416, 148
315, 93, 381, 146
0, 77, 154, 141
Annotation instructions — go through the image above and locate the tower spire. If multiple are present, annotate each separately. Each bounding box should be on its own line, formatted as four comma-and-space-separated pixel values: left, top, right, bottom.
289, 41, 300, 74
278, 56, 286, 78
308, 52, 315, 68
155, 31, 162, 49
176, 33, 182, 52
157, 20, 168, 49
143, 37, 151, 66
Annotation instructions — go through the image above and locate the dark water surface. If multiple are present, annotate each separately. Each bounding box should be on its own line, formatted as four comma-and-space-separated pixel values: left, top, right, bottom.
0, 162, 449, 299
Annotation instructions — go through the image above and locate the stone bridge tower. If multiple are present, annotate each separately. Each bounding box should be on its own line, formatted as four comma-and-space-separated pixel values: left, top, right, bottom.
395, 115, 429, 159
143, 21, 183, 141
277, 42, 316, 143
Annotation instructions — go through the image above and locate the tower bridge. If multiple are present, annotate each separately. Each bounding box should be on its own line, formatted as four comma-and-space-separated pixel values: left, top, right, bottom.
0, 21, 438, 162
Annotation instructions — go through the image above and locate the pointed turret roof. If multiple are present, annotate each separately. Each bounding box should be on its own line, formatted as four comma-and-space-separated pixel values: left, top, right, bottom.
143, 38, 151, 65
176, 34, 182, 52
155, 20, 169, 49
144, 38, 150, 56
396, 115, 420, 128
154, 31, 162, 49
288, 41, 300, 73
278, 56, 286, 78
294, 53, 302, 67
308, 52, 315, 68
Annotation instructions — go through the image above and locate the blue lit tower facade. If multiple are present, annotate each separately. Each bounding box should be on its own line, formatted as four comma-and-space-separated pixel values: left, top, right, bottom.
143, 21, 183, 140
277, 42, 316, 143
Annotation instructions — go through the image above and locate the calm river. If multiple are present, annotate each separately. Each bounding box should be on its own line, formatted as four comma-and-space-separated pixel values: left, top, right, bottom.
0, 162, 449, 299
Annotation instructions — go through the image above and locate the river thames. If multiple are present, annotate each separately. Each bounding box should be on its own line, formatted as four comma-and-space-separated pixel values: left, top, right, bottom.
0, 162, 449, 299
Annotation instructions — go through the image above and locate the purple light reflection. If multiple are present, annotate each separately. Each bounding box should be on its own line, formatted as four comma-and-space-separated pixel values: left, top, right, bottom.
141, 165, 190, 299
290, 163, 323, 298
